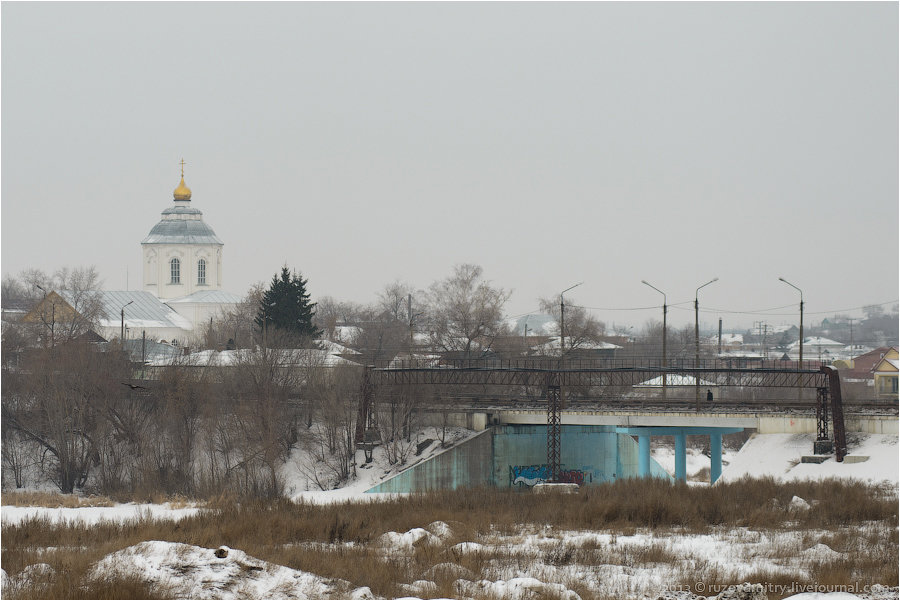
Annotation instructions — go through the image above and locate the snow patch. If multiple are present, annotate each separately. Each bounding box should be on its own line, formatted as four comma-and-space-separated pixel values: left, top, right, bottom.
789, 495, 811, 511
88, 540, 349, 599
378, 527, 439, 550
425, 520, 453, 540
454, 576, 580, 600
800, 543, 846, 562
451, 541, 485, 554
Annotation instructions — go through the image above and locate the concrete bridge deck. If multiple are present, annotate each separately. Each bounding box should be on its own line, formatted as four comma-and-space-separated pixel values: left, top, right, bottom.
425, 407, 898, 435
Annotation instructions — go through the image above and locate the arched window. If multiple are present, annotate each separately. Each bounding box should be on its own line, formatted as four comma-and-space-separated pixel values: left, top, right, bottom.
197, 259, 207, 285
170, 258, 181, 284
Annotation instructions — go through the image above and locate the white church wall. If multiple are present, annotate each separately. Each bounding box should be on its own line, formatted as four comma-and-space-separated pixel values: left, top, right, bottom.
143, 243, 222, 300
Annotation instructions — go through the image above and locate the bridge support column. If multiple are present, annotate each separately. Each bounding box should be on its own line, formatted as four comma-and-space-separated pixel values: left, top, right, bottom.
618, 426, 742, 482
638, 434, 651, 478
710, 433, 723, 484
674, 432, 687, 482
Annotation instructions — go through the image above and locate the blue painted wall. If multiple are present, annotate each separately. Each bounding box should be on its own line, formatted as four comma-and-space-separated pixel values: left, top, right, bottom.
367, 429, 493, 493
492, 425, 670, 487
366, 425, 670, 494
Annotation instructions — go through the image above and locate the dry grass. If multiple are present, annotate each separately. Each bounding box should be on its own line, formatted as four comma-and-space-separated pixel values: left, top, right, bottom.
1, 490, 198, 509
1, 491, 116, 508
2, 477, 896, 599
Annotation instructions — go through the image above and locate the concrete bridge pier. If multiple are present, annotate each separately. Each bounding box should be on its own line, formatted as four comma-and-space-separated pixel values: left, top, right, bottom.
675, 432, 686, 481
711, 432, 723, 483
616, 426, 743, 484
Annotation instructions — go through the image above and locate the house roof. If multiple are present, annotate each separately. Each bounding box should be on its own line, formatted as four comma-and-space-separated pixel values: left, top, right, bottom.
142, 206, 223, 245
635, 374, 718, 387
87, 290, 193, 331
149, 346, 355, 368
539, 336, 621, 352
788, 336, 844, 349
167, 290, 243, 304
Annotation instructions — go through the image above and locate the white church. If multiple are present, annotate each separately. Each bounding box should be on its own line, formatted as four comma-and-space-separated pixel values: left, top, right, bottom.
94, 167, 242, 345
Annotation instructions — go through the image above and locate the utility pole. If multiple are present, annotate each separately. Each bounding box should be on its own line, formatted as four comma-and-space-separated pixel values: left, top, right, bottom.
779, 277, 804, 402
695, 277, 718, 411
718, 318, 723, 356
523, 318, 529, 356
408, 294, 414, 355
121, 300, 134, 343
559, 283, 583, 361
848, 318, 855, 360
642, 280, 667, 400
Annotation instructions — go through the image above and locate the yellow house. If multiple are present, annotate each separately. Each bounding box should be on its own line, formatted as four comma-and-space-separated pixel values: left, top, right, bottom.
21, 291, 84, 346
872, 347, 899, 399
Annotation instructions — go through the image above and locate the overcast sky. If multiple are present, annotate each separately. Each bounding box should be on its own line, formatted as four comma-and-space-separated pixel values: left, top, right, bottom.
2, 2, 897, 331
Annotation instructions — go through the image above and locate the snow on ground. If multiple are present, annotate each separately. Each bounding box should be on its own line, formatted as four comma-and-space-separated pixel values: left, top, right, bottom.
651, 445, 729, 481
1, 501, 202, 526
280, 426, 479, 504
3, 428, 898, 599
719, 433, 899, 486
650, 432, 899, 487
87, 540, 364, 600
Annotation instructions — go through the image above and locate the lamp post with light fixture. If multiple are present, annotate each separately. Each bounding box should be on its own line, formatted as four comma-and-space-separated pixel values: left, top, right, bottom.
695, 278, 718, 410
642, 280, 667, 399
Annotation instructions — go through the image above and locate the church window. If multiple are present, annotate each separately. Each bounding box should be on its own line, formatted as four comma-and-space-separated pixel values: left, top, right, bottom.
197, 259, 207, 285
170, 258, 181, 284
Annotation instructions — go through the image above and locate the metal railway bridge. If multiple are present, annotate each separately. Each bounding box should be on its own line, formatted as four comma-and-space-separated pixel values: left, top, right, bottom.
355, 359, 849, 482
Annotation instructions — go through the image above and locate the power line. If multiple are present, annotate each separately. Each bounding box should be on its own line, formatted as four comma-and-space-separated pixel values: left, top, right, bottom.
673, 299, 899, 318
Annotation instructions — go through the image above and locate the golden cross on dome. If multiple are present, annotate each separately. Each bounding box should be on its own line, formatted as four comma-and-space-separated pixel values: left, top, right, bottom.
180, 158, 186, 178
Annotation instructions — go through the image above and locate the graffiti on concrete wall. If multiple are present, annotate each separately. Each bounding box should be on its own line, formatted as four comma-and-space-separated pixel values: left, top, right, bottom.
509, 465, 591, 487
510, 464, 549, 487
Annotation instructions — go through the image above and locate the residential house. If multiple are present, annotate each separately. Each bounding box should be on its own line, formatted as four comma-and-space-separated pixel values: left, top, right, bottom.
872, 347, 899, 399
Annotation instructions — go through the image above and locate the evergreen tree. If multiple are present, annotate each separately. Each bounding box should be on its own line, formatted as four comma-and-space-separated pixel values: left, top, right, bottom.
255, 267, 321, 344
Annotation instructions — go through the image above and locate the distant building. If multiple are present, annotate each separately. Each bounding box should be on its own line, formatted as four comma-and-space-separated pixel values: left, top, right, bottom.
872, 347, 899, 399
787, 336, 845, 361
23, 167, 242, 350
142, 165, 223, 301
127, 166, 241, 341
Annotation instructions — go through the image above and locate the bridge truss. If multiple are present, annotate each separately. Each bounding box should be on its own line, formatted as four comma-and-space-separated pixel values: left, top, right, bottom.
355, 360, 848, 480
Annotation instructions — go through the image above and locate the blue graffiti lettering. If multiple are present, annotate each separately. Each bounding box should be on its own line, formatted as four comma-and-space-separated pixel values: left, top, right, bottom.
509, 465, 590, 487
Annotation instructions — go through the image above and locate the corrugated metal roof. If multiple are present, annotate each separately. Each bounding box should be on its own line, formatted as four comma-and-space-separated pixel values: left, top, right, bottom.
167, 290, 243, 304
149, 347, 356, 367
76, 290, 195, 330
142, 217, 223, 245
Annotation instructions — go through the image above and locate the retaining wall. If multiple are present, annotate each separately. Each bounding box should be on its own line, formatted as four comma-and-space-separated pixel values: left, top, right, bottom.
366, 425, 670, 493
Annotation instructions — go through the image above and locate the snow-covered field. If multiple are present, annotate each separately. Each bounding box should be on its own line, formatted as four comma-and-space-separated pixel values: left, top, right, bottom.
651, 432, 899, 487
2, 430, 898, 600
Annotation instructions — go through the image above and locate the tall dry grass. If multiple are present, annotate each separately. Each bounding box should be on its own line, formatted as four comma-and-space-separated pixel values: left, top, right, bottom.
2, 477, 896, 599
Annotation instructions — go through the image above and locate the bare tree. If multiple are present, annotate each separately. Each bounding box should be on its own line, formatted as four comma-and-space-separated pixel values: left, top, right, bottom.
425, 264, 511, 358
296, 364, 361, 489
538, 296, 606, 354
202, 282, 266, 350
15, 267, 104, 347
3, 342, 129, 493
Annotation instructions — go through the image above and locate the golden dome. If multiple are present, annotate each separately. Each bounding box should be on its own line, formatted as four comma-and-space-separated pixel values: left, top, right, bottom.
173, 176, 192, 201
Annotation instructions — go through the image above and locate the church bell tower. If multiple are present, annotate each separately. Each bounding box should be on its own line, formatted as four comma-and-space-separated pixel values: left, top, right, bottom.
141, 160, 224, 300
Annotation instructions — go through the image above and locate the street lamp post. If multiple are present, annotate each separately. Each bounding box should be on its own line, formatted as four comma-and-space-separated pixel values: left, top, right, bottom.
778, 278, 803, 368
34, 284, 56, 348
559, 282, 583, 360
695, 277, 718, 411
642, 280, 667, 399
779, 277, 804, 401
121, 300, 134, 343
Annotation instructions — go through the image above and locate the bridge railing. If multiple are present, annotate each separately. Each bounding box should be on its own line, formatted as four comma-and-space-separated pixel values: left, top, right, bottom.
379, 357, 827, 372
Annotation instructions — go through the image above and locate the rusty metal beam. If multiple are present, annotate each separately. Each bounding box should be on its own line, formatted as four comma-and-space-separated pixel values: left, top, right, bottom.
374, 365, 828, 390
821, 365, 847, 462
546, 373, 561, 483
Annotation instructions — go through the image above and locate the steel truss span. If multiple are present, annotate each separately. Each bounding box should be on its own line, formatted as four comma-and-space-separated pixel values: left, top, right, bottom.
373, 364, 829, 389
358, 360, 848, 471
